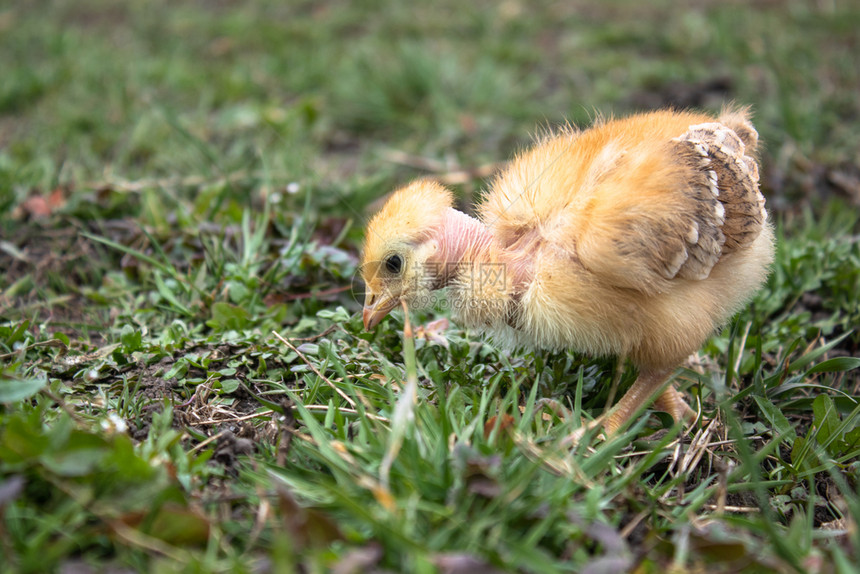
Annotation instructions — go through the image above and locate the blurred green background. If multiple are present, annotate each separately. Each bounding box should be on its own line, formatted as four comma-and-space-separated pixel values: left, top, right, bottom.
2, 0, 858, 228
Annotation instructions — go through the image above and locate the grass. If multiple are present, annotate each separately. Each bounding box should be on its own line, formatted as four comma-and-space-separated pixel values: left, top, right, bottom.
1, 0, 859, 572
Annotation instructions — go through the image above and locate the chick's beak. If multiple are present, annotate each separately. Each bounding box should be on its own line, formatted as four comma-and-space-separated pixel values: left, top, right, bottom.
362, 291, 399, 330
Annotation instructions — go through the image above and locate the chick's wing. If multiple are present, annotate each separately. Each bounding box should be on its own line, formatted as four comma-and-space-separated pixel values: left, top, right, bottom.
574, 121, 765, 295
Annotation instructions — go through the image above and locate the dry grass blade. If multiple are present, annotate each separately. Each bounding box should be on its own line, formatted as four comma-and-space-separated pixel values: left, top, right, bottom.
187, 406, 389, 427
679, 418, 719, 475
512, 430, 594, 486
379, 301, 419, 490
273, 330, 357, 408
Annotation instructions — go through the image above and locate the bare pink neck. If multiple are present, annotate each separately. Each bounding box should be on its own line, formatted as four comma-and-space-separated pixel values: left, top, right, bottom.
430, 208, 496, 285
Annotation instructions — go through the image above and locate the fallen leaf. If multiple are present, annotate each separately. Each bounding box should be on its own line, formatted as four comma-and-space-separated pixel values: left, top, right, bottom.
13, 187, 68, 219
484, 414, 515, 440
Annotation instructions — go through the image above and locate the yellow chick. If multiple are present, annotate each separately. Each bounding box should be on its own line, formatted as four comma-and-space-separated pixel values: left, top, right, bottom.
361, 108, 774, 434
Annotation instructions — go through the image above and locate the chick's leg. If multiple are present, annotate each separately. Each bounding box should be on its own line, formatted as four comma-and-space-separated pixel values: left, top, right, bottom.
603, 367, 675, 435
653, 385, 697, 425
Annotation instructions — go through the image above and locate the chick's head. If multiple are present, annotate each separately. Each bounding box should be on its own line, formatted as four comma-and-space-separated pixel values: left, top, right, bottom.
360, 180, 454, 329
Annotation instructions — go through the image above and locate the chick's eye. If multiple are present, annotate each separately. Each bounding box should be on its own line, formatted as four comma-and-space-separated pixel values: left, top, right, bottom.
384, 254, 403, 274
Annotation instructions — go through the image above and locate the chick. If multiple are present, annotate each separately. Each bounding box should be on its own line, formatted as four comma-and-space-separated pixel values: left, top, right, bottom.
361, 108, 774, 435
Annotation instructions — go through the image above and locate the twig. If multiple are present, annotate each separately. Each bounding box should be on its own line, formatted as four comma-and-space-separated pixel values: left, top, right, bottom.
188, 410, 275, 426
0, 338, 68, 361
289, 324, 339, 342
620, 511, 648, 539
188, 430, 227, 453
702, 504, 759, 513
679, 418, 719, 475
513, 431, 595, 486
187, 404, 389, 427
282, 425, 315, 444
272, 330, 357, 408
616, 433, 769, 459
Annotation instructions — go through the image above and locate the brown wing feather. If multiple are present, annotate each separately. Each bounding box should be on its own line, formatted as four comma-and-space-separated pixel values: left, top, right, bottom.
578, 114, 765, 292
674, 119, 765, 254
